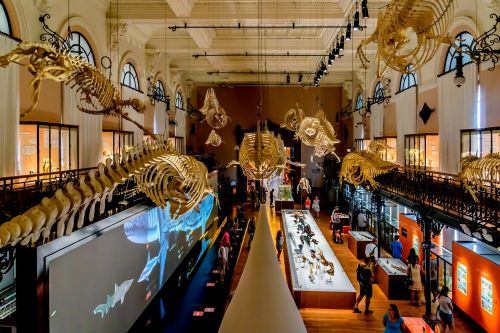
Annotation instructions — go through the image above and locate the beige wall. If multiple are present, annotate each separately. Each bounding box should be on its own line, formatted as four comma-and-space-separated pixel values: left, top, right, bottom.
480, 67, 500, 127
384, 102, 397, 137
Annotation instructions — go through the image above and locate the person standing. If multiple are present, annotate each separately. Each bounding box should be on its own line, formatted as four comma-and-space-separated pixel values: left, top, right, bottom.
390, 235, 403, 259
311, 196, 320, 218
247, 217, 256, 249
331, 206, 342, 243
353, 257, 374, 314
357, 209, 368, 231
438, 286, 454, 332
351, 205, 360, 231
382, 304, 405, 333
407, 256, 423, 306
407, 247, 419, 265
365, 238, 378, 262
269, 188, 275, 208
304, 196, 311, 210
276, 230, 284, 262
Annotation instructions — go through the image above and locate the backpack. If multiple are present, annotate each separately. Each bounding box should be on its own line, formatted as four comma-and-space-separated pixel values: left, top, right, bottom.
356, 264, 364, 282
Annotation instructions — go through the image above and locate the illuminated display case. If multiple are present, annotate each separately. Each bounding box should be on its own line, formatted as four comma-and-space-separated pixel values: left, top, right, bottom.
102, 130, 134, 160
481, 276, 493, 315
278, 184, 293, 201
375, 258, 409, 299
461, 127, 500, 158
404, 134, 439, 170
19, 122, 79, 175
374, 137, 397, 163
282, 210, 355, 309
457, 262, 468, 295
354, 138, 371, 151
348, 231, 375, 259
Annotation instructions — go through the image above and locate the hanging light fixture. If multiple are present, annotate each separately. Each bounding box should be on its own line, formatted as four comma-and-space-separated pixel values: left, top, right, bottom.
361, 0, 369, 19
345, 21, 352, 40
286, 73, 290, 84
353, 2, 361, 31
339, 34, 345, 51
328, 53, 334, 66
454, 50, 465, 87
298, 74, 303, 83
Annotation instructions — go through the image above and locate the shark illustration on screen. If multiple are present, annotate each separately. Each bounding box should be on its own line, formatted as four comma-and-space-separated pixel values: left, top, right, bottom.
138, 251, 161, 282
93, 279, 134, 318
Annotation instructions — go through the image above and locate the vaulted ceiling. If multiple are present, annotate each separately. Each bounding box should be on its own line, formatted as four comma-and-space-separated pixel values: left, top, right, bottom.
108, 0, 390, 86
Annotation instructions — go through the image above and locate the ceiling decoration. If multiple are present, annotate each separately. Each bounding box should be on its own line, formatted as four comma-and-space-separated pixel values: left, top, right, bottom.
339, 141, 398, 189
419, 102, 435, 124
357, 0, 455, 77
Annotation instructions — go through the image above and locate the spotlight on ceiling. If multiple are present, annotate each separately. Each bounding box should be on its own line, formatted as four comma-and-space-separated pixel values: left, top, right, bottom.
353, 3, 360, 31
345, 23, 352, 40
339, 35, 345, 51
328, 53, 334, 66
298, 74, 303, 83
286, 73, 290, 84
361, 0, 369, 19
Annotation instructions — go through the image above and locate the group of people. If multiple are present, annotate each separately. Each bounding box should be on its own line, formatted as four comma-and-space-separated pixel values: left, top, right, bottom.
304, 195, 321, 217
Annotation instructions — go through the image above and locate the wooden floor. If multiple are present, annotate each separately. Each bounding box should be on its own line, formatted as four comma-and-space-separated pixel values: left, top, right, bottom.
228, 205, 479, 333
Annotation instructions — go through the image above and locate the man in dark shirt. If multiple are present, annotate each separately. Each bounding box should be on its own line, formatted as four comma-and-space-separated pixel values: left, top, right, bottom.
353, 257, 374, 314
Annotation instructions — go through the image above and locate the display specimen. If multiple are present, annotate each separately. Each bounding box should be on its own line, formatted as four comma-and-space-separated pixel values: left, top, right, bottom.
357, 0, 455, 77
199, 88, 230, 146
0, 140, 215, 248
459, 153, 500, 202
0, 42, 154, 136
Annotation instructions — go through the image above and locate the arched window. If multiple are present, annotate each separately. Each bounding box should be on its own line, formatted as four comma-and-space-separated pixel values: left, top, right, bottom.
373, 81, 385, 103
400, 65, 417, 92
444, 31, 474, 73
355, 93, 363, 111
63, 32, 95, 66
121, 63, 140, 90
175, 91, 184, 110
155, 80, 165, 99
0, 1, 11, 35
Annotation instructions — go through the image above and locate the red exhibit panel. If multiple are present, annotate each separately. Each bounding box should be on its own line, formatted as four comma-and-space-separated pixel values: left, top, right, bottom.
452, 241, 500, 333
399, 213, 442, 262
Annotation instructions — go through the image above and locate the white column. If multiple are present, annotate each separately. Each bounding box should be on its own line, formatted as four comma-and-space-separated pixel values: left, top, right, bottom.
395, 88, 417, 165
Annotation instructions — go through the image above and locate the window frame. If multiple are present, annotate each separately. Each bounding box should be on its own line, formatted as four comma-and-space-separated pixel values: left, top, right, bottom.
155, 80, 165, 100
355, 93, 363, 111
121, 62, 141, 91
443, 31, 475, 75
373, 81, 385, 104
175, 91, 184, 110
63, 31, 96, 66
0, 1, 12, 36
399, 65, 417, 92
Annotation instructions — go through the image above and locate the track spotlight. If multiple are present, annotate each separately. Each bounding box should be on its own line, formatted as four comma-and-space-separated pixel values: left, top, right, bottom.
286, 74, 290, 84
345, 23, 352, 40
353, 11, 360, 31
361, 0, 369, 19
328, 53, 334, 66
339, 35, 345, 51
298, 74, 303, 83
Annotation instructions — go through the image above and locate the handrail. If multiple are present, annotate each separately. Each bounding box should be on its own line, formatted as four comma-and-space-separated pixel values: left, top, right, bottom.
0, 167, 96, 183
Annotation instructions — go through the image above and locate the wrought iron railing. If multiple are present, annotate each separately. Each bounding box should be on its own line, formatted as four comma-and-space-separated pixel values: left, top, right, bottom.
376, 167, 500, 247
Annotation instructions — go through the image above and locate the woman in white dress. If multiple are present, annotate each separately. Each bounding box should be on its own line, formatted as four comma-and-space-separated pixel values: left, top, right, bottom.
407, 256, 423, 305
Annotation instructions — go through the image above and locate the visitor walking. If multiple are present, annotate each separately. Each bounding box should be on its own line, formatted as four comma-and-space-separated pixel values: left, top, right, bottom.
276, 230, 284, 262
438, 286, 454, 332
351, 205, 360, 231
407, 256, 423, 306
247, 217, 256, 249
311, 196, 320, 217
382, 304, 405, 333
269, 188, 275, 208
407, 247, 419, 265
331, 206, 343, 243
353, 257, 374, 315
304, 196, 311, 210
365, 237, 378, 262
390, 235, 403, 259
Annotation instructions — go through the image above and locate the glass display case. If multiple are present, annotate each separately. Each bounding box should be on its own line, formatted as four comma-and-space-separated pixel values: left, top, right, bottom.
377, 258, 407, 276
404, 134, 439, 170
278, 184, 293, 201
19, 122, 79, 175
461, 127, 500, 158
354, 138, 371, 152
374, 137, 397, 163
457, 262, 467, 295
431, 246, 453, 293
376, 258, 409, 299
480, 276, 493, 314
281, 210, 356, 308
102, 130, 134, 160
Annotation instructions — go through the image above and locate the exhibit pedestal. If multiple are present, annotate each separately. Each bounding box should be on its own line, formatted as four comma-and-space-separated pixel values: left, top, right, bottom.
282, 210, 356, 310
275, 200, 295, 213
347, 231, 374, 259
375, 258, 409, 300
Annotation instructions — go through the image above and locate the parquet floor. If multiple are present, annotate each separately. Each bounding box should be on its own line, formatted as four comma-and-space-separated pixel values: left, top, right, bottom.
228, 205, 479, 333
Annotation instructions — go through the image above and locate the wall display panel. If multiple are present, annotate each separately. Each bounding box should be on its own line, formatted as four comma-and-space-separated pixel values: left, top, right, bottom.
457, 262, 467, 295
461, 127, 500, 158
481, 276, 493, 315
43, 195, 216, 333
282, 210, 355, 309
